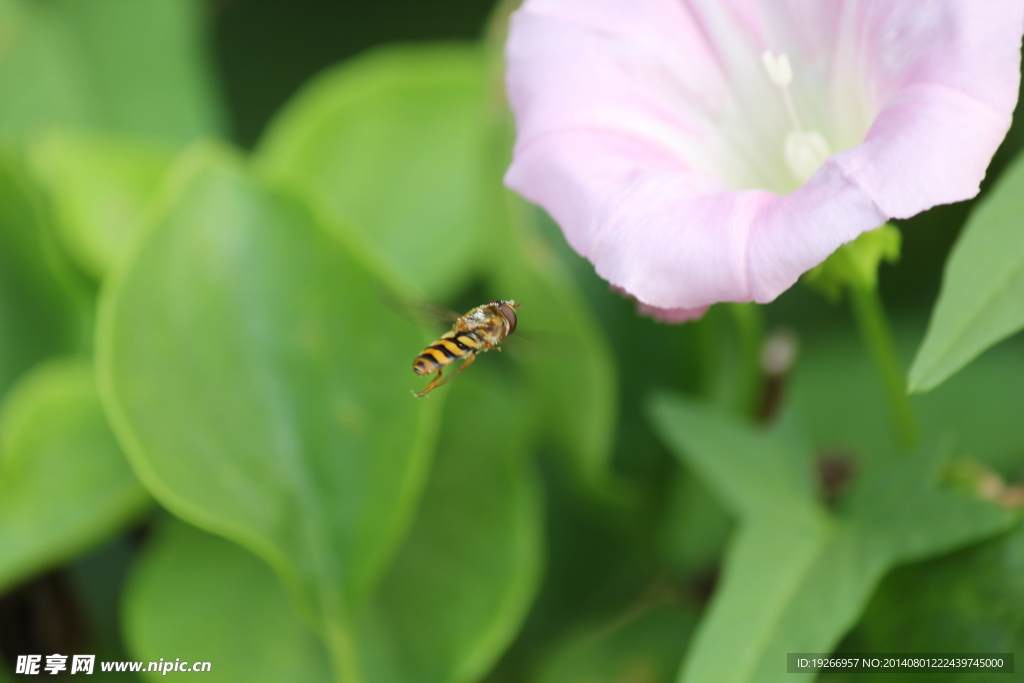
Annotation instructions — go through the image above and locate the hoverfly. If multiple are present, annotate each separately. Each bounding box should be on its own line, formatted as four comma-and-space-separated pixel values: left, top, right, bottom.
412, 300, 520, 398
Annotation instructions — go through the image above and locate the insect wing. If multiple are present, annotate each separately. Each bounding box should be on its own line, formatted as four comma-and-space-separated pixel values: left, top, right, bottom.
501, 328, 573, 360
373, 280, 462, 329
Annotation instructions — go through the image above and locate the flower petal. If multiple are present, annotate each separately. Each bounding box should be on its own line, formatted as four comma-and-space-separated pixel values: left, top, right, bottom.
504, 0, 1024, 311
504, 0, 782, 194
507, 129, 888, 307
637, 303, 710, 324
611, 286, 709, 322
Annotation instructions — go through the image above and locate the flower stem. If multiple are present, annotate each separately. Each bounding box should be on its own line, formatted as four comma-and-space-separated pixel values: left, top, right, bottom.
696, 303, 765, 419
729, 302, 766, 419
847, 283, 918, 451
324, 615, 360, 683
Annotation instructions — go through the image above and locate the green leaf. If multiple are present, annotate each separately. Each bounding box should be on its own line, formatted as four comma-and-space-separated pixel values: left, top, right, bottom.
0, 157, 84, 399
534, 605, 697, 683
647, 394, 1013, 683
659, 469, 734, 578
0, 358, 150, 592
843, 522, 1024, 683
0, 0, 224, 144
30, 130, 174, 279
124, 518, 333, 683
803, 224, 901, 302
125, 374, 542, 683
97, 144, 442, 676
910, 152, 1024, 393
258, 44, 493, 301
355, 372, 543, 683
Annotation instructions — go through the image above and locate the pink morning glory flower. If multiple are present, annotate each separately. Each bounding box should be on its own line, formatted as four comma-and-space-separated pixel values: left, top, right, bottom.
504, 0, 1024, 316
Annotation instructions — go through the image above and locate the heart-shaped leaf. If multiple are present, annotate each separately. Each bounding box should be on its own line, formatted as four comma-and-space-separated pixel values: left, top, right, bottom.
355, 372, 542, 683
98, 144, 442, 676
124, 373, 542, 683
258, 44, 493, 301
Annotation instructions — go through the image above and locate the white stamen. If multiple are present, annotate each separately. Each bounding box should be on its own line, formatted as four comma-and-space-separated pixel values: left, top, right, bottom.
762, 50, 803, 133
763, 49, 832, 184
785, 131, 831, 183
761, 51, 792, 87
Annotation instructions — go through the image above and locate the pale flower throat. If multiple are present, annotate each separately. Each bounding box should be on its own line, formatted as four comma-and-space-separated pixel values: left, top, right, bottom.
762, 50, 831, 186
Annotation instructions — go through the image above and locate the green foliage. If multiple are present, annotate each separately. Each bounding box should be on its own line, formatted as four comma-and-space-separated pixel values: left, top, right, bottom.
692, 303, 765, 419
910, 152, 1024, 392
534, 605, 697, 683
125, 374, 541, 683
29, 131, 174, 279
659, 470, 734, 578
0, 4, 1020, 682
0, 359, 149, 592
259, 44, 494, 301
842, 523, 1024, 682
261, 44, 617, 489
648, 394, 1014, 683
0, 0, 223, 143
97, 145, 443, 674
124, 519, 333, 683
492, 195, 618, 491
793, 324, 1024, 475
354, 373, 542, 683
0, 158, 84, 399
804, 225, 917, 449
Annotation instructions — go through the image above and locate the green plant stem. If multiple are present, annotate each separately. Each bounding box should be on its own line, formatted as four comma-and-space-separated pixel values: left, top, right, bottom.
729, 302, 766, 419
696, 304, 766, 420
848, 283, 919, 451
324, 615, 360, 683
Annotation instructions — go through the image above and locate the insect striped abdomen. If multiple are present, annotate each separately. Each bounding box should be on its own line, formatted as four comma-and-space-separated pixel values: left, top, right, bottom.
454, 333, 480, 350
412, 331, 480, 376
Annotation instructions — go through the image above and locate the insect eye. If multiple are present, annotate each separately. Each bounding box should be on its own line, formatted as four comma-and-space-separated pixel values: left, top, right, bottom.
498, 303, 518, 334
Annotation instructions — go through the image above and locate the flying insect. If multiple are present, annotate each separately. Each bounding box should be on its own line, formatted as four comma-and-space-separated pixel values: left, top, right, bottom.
412, 300, 520, 398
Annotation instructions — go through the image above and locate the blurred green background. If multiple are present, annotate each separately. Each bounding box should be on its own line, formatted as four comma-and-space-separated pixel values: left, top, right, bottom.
1, 1, 1022, 682
213, 0, 495, 146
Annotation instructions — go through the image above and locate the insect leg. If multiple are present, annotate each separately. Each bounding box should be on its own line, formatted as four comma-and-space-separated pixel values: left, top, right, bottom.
413, 352, 478, 398
431, 352, 478, 388
443, 351, 478, 382
413, 368, 445, 399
